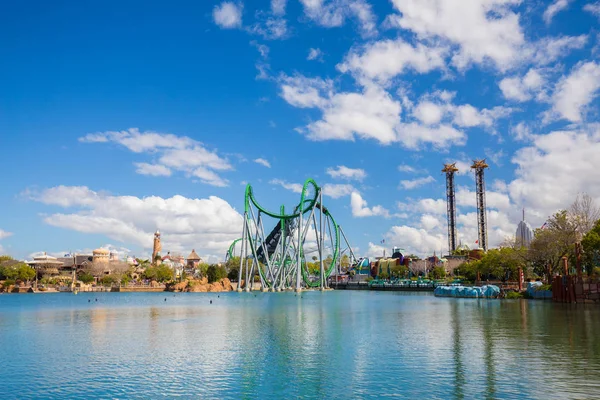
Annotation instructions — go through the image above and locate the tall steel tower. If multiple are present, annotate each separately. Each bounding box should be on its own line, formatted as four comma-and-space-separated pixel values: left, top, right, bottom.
471, 159, 489, 251
442, 163, 459, 254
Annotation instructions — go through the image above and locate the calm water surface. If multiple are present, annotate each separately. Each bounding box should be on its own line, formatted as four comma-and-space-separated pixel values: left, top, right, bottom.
0, 291, 599, 399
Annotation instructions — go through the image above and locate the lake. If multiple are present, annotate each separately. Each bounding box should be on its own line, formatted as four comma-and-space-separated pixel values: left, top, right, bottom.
0, 291, 599, 399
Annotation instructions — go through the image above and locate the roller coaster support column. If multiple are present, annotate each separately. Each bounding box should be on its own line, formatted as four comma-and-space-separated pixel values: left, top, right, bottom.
319, 190, 325, 290
296, 198, 303, 292
237, 215, 247, 292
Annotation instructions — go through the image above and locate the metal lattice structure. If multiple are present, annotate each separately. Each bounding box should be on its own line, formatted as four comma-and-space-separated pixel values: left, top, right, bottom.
442, 163, 459, 253
227, 179, 356, 292
471, 159, 489, 252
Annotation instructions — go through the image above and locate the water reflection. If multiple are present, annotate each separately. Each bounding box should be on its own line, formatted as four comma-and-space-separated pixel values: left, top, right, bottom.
0, 292, 599, 399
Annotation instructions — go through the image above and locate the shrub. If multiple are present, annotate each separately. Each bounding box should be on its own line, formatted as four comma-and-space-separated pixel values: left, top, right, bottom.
227, 267, 239, 281
100, 275, 117, 286
2, 279, 16, 288
536, 284, 552, 292
206, 265, 227, 283
505, 291, 524, 299
79, 272, 95, 284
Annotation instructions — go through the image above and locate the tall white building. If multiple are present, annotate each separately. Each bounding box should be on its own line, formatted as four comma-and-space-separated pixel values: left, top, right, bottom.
515, 210, 534, 247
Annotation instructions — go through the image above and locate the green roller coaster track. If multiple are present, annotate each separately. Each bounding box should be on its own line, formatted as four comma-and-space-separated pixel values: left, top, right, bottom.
228, 178, 340, 288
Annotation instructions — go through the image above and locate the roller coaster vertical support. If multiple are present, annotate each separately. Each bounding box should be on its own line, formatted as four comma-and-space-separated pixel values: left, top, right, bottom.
237, 215, 246, 291
319, 190, 325, 289
296, 201, 303, 292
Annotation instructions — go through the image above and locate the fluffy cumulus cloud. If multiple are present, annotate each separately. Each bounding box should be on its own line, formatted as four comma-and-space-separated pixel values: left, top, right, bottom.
350, 192, 390, 217
279, 75, 467, 149
509, 126, 600, 217
134, 163, 172, 177
254, 158, 271, 168
28, 186, 243, 260
326, 165, 366, 181
499, 68, 546, 102
79, 128, 232, 187
548, 61, 600, 123
399, 175, 435, 190
299, 0, 377, 37
338, 39, 447, 83
213, 2, 243, 29
386, 0, 525, 70
322, 183, 355, 199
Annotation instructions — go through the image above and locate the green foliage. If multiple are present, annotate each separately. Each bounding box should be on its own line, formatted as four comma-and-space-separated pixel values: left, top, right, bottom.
536, 284, 552, 291
144, 265, 174, 282
121, 275, 131, 285
79, 272, 95, 284
206, 265, 227, 283
2, 279, 16, 288
196, 263, 210, 277
431, 266, 446, 280
529, 209, 578, 277
378, 271, 389, 280
365, 276, 373, 282
100, 275, 117, 286
227, 266, 239, 281
0, 263, 36, 282
390, 264, 408, 278
340, 254, 350, 269
505, 291, 524, 299
582, 219, 600, 270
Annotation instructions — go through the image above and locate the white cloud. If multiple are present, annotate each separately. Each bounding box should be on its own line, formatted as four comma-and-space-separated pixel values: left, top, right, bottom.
417, 198, 447, 215
134, 163, 172, 177
249, 13, 288, 39
213, 2, 243, 29
549, 61, 600, 123
420, 214, 442, 230
398, 164, 416, 173
322, 183, 355, 199
384, 225, 446, 256
456, 186, 511, 210
307, 48, 324, 62
387, 0, 525, 70
530, 35, 588, 66
299, 0, 377, 37
326, 165, 366, 181
269, 179, 303, 193
484, 148, 505, 166
585, 2, 600, 20
80, 128, 232, 187
511, 122, 534, 142
271, 0, 287, 16
280, 75, 468, 149
0, 229, 13, 240
509, 127, 600, 218
452, 104, 513, 128
254, 158, 271, 168
350, 192, 390, 217
399, 175, 435, 190
396, 122, 466, 149
543, 0, 571, 24
338, 39, 447, 83
499, 68, 545, 102
29, 186, 243, 258
413, 101, 444, 125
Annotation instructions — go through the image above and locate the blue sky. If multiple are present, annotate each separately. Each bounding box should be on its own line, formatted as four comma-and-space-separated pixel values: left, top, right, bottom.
1, 0, 600, 262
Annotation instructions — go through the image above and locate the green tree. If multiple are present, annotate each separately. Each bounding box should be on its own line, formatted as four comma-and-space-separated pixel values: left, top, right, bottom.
390, 264, 408, 278
431, 266, 446, 280
206, 265, 227, 283
16, 264, 36, 282
79, 272, 95, 284
196, 262, 210, 278
528, 210, 578, 281
582, 218, 600, 271
340, 254, 350, 269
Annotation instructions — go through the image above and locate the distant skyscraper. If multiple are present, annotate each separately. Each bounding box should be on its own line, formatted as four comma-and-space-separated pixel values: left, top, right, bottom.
516, 209, 533, 248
